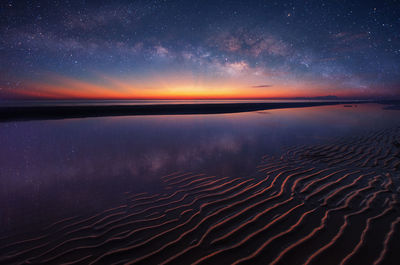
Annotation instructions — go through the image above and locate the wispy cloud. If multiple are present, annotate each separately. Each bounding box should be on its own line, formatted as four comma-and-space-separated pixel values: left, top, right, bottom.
331, 32, 368, 43
251, 84, 273, 88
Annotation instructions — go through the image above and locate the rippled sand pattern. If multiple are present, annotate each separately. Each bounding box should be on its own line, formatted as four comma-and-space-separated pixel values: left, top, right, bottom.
1, 127, 400, 265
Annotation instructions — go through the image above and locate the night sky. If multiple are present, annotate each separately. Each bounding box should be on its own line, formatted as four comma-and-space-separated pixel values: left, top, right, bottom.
1, 0, 399, 99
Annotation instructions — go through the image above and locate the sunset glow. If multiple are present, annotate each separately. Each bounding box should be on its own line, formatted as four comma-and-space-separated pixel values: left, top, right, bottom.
6, 72, 396, 100
1, 1, 399, 100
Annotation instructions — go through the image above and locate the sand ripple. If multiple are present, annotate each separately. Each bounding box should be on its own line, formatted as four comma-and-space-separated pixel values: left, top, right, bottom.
1, 127, 400, 264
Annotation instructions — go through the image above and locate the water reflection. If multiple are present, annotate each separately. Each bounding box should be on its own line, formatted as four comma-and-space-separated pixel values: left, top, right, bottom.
0, 103, 398, 235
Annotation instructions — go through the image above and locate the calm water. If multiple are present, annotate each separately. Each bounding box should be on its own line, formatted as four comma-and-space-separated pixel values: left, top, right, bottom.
0, 103, 398, 236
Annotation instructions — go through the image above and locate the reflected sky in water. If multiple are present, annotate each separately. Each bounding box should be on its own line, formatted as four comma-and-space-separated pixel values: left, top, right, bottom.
1, 103, 399, 234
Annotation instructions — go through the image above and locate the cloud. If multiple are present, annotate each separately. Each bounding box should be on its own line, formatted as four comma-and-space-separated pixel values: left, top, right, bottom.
251, 84, 273, 88
330, 32, 370, 53
331, 32, 368, 43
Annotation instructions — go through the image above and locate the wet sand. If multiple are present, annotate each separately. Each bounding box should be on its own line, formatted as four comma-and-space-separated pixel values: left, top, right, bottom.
1, 126, 400, 264
0, 101, 369, 121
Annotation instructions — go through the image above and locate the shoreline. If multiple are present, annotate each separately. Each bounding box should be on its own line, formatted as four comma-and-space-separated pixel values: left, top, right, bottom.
2, 126, 400, 264
0, 100, 375, 122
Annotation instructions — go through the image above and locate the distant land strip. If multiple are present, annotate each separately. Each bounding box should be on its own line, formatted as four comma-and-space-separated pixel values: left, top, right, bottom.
0, 100, 389, 122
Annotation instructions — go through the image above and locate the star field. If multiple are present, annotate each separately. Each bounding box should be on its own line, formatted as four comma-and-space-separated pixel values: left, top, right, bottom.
0, 0, 399, 99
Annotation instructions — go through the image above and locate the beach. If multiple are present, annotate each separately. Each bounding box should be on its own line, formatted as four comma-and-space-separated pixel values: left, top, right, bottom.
2, 0, 400, 263
1, 108, 400, 264
0, 100, 369, 122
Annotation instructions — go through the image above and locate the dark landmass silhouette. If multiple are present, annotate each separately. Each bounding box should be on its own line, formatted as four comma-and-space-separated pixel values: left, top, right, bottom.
0, 100, 376, 122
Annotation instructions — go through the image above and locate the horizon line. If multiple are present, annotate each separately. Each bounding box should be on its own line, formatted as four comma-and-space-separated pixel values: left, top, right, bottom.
0, 96, 393, 101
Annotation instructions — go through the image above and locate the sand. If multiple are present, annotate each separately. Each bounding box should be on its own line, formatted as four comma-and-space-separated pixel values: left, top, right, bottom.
0, 101, 369, 121
1, 126, 400, 264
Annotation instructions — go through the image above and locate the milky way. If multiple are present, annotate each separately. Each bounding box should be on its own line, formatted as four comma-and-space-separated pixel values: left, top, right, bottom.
0, 0, 399, 99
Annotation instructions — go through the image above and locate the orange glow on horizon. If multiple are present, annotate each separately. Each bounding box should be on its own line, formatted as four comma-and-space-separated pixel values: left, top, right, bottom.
7, 73, 385, 100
